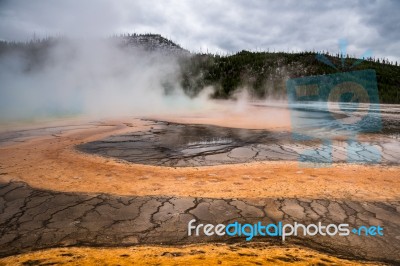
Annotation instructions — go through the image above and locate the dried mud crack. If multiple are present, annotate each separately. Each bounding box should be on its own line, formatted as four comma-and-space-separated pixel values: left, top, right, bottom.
0, 181, 399, 264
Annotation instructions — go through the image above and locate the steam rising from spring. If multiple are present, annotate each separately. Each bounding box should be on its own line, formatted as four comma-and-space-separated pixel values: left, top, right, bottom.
0, 38, 213, 122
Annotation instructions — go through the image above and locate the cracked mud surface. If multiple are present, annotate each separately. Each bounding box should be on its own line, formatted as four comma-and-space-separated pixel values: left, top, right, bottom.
77, 121, 399, 167
1, 181, 399, 264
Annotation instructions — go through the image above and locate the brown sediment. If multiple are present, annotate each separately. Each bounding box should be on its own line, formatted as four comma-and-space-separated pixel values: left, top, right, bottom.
0, 118, 398, 200
0, 244, 385, 266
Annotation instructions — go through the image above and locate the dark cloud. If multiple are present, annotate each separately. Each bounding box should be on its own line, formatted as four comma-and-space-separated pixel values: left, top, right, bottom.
0, 0, 399, 61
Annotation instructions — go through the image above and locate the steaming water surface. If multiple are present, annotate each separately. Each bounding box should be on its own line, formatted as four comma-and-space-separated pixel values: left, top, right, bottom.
77, 103, 400, 167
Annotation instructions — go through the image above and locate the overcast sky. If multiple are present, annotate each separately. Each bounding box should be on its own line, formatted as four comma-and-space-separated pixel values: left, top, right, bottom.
1, 0, 399, 62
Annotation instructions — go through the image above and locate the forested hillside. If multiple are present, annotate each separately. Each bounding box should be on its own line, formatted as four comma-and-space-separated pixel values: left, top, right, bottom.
1, 35, 399, 103
180, 51, 400, 103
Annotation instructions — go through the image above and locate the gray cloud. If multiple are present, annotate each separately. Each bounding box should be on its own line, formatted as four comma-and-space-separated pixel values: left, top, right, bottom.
1, 0, 399, 61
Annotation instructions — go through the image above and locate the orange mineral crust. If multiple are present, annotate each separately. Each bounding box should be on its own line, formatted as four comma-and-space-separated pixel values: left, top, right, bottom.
0, 244, 385, 266
0, 118, 398, 201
